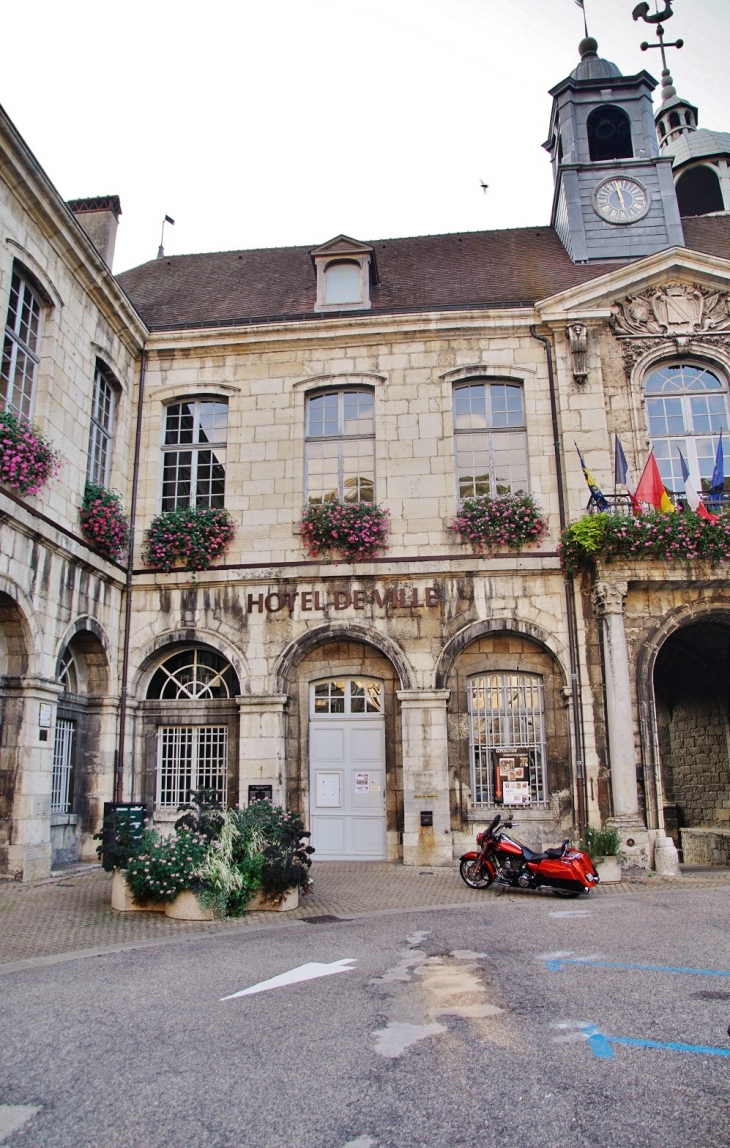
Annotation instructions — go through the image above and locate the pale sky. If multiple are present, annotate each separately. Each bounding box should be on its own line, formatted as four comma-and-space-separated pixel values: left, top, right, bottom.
2, 0, 728, 272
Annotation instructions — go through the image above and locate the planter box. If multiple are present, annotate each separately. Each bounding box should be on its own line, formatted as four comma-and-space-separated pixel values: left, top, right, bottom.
111, 868, 166, 913
245, 886, 299, 912
164, 890, 215, 921
680, 827, 730, 867
595, 856, 622, 884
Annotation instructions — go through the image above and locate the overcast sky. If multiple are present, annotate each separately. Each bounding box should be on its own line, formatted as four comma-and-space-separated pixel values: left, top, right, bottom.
2, 0, 728, 272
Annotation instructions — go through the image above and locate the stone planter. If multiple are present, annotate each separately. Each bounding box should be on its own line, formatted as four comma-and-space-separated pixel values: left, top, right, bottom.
164, 890, 215, 921
595, 856, 622, 884
245, 886, 299, 912
680, 827, 730, 867
111, 868, 165, 913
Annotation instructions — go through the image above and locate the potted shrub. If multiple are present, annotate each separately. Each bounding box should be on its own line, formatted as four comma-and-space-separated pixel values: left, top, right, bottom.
581, 824, 621, 883
142, 506, 236, 573
230, 801, 314, 912
124, 828, 214, 918
94, 806, 164, 913
450, 492, 548, 556
300, 500, 390, 562
0, 409, 61, 496
79, 482, 129, 563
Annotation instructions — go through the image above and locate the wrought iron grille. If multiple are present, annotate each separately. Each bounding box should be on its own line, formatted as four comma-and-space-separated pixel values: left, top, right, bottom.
51, 719, 75, 814
468, 673, 547, 807
157, 726, 228, 810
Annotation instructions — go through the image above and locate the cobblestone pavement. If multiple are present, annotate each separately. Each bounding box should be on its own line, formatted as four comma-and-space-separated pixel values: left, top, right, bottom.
1, 861, 729, 969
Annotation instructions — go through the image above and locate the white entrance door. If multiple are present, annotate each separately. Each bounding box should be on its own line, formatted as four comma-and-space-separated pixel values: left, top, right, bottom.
309, 678, 386, 861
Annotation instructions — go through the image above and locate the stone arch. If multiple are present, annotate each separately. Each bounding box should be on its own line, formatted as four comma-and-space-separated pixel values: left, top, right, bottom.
273, 623, 414, 694
637, 600, 730, 838
131, 628, 248, 698
0, 576, 38, 678
434, 617, 569, 690
55, 617, 112, 695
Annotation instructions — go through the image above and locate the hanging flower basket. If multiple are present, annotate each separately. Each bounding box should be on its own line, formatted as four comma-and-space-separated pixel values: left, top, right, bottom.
450, 493, 548, 556
559, 509, 730, 576
142, 506, 236, 572
300, 500, 390, 562
79, 482, 129, 563
0, 410, 61, 496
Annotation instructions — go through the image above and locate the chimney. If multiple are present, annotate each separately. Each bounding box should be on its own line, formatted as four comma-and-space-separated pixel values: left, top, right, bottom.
67, 195, 122, 270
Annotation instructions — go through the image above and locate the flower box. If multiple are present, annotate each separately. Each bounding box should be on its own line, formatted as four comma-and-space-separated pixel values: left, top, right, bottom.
142, 506, 236, 572
110, 868, 165, 912
244, 886, 299, 912
164, 890, 216, 920
559, 509, 730, 576
0, 410, 61, 496
300, 500, 390, 562
79, 483, 129, 562
595, 856, 621, 883
450, 493, 548, 555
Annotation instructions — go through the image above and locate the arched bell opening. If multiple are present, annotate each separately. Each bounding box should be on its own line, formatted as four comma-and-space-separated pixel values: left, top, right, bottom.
676, 165, 725, 217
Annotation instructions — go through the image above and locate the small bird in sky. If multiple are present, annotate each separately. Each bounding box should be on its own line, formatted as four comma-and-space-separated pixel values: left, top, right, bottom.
480, 181, 489, 194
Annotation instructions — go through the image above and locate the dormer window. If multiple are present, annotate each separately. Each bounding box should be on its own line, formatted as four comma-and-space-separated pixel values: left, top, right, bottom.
325, 261, 362, 306
311, 235, 379, 312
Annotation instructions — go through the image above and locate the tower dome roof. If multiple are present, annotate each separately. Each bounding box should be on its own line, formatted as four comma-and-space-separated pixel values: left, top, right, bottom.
570, 38, 622, 82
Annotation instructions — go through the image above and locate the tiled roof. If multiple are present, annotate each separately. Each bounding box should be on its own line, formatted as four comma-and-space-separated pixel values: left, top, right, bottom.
116, 216, 730, 332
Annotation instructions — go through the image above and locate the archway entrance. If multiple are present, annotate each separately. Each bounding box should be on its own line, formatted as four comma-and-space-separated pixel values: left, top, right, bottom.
654, 620, 730, 862
309, 678, 386, 860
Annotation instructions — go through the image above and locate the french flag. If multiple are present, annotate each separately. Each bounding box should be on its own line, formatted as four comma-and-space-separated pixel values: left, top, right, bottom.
678, 449, 716, 522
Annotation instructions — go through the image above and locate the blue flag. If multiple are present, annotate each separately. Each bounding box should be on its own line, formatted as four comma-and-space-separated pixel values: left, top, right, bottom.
576, 445, 609, 511
709, 435, 725, 503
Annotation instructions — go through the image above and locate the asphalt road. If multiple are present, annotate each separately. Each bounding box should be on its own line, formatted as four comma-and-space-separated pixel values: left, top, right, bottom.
1, 886, 729, 1148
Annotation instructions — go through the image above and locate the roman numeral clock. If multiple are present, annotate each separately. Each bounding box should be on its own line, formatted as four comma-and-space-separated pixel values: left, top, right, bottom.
592, 177, 650, 224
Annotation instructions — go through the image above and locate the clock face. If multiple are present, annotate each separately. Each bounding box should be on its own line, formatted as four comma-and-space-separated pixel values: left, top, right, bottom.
593, 177, 651, 225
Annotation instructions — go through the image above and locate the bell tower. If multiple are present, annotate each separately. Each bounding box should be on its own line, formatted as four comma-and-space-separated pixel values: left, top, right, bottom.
544, 37, 684, 263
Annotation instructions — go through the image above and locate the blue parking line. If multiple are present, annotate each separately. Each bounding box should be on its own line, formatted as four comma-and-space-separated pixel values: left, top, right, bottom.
547, 957, 730, 977
610, 1035, 730, 1058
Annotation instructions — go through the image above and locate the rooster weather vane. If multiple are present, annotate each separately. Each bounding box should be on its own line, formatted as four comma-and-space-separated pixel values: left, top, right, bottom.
632, 2, 684, 71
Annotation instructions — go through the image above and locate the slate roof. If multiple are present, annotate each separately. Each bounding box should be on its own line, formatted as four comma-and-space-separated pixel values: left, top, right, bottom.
116, 216, 730, 333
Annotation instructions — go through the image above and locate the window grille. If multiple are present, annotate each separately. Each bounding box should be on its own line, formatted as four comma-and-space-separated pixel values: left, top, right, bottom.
311, 678, 383, 716
87, 364, 115, 485
146, 647, 238, 700
306, 389, 375, 504
453, 382, 528, 500
161, 399, 227, 510
1, 269, 42, 420
51, 719, 75, 814
157, 726, 228, 810
467, 673, 547, 807
59, 649, 78, 693
646, 364, 729, 494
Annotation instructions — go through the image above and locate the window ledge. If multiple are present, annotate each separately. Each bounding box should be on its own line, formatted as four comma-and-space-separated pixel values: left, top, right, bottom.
51, 813, 78, 827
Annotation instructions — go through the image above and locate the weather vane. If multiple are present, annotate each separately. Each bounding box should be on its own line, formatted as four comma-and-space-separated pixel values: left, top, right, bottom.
633, 3, 684, 72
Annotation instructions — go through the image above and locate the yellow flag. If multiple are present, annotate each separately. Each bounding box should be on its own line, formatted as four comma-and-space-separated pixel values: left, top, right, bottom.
659, 490, 675, 514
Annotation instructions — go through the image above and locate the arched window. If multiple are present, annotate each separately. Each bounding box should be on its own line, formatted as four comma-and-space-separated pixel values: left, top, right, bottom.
658, 121, 667, 139
645, 363, 729, 494
453, 381, 528, 500
587, 105, 633, 162
1, 267, 43, 419
468, 672, 547, 807
676, 167, 724, 217
324, 261, 362, 306
311, 678, 383, 716
669, 111, 681, 129
58, 648, 78, 694
146, 647, 239, 699
161, 398, 228, 510
306, 388, 375, 503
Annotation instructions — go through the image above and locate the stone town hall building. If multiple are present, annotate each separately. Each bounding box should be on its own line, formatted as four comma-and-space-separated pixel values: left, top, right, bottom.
2, 34, 730, 881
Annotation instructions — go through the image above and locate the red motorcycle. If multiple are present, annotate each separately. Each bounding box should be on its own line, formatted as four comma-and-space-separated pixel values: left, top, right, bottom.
459, 813, 599, 898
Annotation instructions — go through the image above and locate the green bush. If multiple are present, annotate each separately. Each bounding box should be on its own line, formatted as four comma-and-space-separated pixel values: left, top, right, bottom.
230, 802, 314, 903
124, 829, 209, 904
559, 510, 730, 577
581, 824, 620, 862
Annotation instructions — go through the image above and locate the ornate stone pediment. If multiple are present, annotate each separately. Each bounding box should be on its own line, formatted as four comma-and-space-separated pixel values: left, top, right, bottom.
610, 282, 730, 338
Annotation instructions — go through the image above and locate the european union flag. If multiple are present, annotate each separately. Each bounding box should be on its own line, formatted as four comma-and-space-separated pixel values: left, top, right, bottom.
576, 445, 609, 511
709, 435, 725, 504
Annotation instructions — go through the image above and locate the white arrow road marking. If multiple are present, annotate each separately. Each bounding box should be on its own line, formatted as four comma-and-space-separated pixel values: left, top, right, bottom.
341, 1138, 376, 1148
451, 949, 487, 960
372, 1021, 447, 1058
549, 909, 591, 918
406, 930, 430, 947
0, 1106, 41, 1142
221, 958, 357, 1000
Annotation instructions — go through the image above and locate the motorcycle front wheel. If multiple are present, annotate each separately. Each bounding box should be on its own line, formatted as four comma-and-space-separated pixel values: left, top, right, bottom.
460, 859, 493, 889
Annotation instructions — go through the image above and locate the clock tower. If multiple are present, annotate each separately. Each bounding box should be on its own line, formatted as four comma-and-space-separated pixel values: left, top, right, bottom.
544, 37, 685, 263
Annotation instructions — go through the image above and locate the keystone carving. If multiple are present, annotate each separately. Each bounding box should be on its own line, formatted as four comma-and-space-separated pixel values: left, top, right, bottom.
593, 580, 628, 618
610, 283, 730, 338
566, 323, 588, 383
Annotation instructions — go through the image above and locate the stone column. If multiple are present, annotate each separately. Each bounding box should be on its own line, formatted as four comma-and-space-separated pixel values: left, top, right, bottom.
397, 689, 451, 866
236, 695, 288, 809
78, 695, 119, 861
4, 677, 63, 881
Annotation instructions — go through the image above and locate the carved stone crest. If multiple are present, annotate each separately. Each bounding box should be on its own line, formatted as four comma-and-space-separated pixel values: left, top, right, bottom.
611, 282, 730, 337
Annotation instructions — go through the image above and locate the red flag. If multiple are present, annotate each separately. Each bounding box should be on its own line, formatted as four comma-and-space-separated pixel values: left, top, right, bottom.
635, 452, 675, 513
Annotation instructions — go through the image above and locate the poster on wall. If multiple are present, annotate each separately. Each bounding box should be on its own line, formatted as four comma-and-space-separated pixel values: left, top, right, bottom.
355, 773, 370, 793
494, 753, 530, 803
503, 780, 532, 806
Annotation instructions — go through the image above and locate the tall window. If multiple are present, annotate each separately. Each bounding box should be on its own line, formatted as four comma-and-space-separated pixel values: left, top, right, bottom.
324, 262, 362, 305
162, 399, 228, 510
468, 673, 547, 808
646, 364, 729, 493
306, 389, 374, 503
51, 718, 75, 814
86, 363, 115, 486
157, 726, 228, 810
1, 268, 42, 419
454, 381, 528, 499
